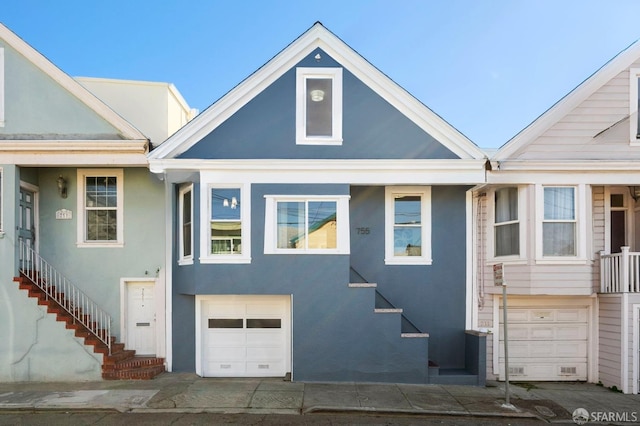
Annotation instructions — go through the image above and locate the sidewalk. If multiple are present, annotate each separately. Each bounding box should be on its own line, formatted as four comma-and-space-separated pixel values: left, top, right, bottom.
0, 373, 638, 423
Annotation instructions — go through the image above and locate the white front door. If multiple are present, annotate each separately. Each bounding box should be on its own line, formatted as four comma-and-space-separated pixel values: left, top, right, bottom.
126, 281, 156, 356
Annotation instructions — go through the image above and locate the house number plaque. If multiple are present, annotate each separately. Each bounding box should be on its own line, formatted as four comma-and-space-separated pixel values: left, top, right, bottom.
55, 209, 73, 220
356, 227, 370, 235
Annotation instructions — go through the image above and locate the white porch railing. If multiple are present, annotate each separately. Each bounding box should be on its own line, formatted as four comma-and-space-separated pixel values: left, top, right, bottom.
600, 246, 640, 293
18, 240, 112, 354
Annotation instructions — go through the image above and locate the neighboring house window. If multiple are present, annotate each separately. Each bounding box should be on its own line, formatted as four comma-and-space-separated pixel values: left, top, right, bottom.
494, 187, 519, 257
178, 184, 193, 264
296, 67, 343, 145
542, 186, 576, 256
0, 48, 4, 127
264, 195, 350, 254
385, 186, 432, 265
77, 169, 124, 247
201, 184, 251, 264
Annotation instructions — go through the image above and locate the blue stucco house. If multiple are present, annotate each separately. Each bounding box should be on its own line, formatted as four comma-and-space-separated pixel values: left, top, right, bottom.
149, 23, 488, 384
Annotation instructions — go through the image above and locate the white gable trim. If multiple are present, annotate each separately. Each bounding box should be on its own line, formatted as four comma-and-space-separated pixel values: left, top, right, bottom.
149, 23, 485, 161
0, 23, 147, 142
495, 40, 640, 160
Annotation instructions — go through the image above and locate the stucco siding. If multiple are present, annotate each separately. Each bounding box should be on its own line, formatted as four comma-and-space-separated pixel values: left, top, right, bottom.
0, 41, 120, 138
179, 49, 457, 161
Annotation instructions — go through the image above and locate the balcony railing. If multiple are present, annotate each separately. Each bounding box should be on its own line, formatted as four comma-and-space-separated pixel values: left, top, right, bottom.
600, 247, 640, 293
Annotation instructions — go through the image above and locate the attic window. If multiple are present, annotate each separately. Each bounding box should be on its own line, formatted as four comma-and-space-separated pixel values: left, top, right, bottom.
296, 67, 342, 145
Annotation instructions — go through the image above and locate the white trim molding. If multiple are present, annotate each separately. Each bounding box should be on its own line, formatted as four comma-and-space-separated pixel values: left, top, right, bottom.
76, 168, 124, 247
296, 67, 343, 145
384, 186, 432, 265
263, 194, 350, 255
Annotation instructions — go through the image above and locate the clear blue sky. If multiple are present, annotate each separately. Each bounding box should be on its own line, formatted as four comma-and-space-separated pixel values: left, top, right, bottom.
3, 0, 640, 149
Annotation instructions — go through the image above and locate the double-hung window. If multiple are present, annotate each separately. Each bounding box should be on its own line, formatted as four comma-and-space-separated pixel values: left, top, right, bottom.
178, 184, 193, 264
77, 169, 123, 247
201, 184, 251, 264
264, 195, 350, 254
385, 186, 432, 265
494, 187, 519, 257
542, 186, 576, 257
296, 67, 343, 145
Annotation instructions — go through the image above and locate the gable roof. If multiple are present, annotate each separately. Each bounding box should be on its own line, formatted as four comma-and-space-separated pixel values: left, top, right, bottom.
149, 22, 485, 161
494, 39, 640, 161
0, 23, 148, 143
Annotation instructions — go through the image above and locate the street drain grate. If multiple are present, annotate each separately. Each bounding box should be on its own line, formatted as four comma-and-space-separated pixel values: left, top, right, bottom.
535, 405, 556, 417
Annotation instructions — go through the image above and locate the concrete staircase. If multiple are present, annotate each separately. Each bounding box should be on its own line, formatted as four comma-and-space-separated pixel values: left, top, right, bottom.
14, 275, 165, 380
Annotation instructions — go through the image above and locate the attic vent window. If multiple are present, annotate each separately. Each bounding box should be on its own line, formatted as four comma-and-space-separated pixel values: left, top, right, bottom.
296, 67, 342, 145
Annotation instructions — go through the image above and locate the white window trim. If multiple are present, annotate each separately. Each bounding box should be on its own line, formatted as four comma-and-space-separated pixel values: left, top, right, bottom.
200, 183, 251, 264
629, 68, 640, 146
384, 186, 432, 265
178, 183, 194, 265
264, 194, 350, 255
0, 48, 4, 127
487, 186, 526, 263
76, 169, 124, 248
296, 67, 343, 145
535, 184, 588, 263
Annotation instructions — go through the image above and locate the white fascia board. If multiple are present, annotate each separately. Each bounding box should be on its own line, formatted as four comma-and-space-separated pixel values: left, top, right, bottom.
0, 139, 149, 165
150, 23, 486, 161
0, 24, 147, 141
153, 159, 486, 185
488, 170, 640, 185
495, 40, 640, 161
493, 159, 640, 171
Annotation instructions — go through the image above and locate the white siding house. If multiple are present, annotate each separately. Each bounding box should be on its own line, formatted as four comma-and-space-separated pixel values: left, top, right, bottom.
472, 40, 640, 393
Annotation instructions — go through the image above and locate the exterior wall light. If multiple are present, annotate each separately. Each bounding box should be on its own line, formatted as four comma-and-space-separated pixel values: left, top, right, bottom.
57, 175, 67, 198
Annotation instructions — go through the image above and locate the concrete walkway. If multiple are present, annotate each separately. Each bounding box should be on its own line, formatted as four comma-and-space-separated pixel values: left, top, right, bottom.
0, 373, 638, 423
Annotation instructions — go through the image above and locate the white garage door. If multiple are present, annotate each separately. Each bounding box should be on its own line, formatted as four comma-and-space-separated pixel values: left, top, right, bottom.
201, 295, 291, 377
499, 307, 588, 381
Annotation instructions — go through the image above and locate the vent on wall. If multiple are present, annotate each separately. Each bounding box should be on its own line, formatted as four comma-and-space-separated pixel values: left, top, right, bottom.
509, 367, 525, 375
560, 366, 577, 375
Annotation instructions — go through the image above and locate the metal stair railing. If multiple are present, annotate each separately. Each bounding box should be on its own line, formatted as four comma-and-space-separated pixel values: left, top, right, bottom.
18, 240, 112, 355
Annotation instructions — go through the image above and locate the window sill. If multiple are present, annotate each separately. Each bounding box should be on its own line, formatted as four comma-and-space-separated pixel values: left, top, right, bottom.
487, 257, 527, 265
296, 137, 343, 146
200, 256, 251, 264
384, 257, 432, 266
535, 258, 590, 265
178, 258, 194, 266
265, 250, 349, 255
77, 242, 124, 248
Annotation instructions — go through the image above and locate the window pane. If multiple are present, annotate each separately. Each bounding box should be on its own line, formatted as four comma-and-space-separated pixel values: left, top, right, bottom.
394, 227, 422, 256
277, 202, 305, 249
610, 194, 624, 208
543, 222, 576, 256
306, 78, 332, 137
395, 196, 421, 225
307, 201, 337, 249
86, 176, 117, 208
182, 190, 192, 257
87, 210, 117, 241
495, 223, 519, 256
544, 187, 575, 220
211, 188, 240, 220
208, 319, 243, 328
211, 222, 241, 254
495, 188, 518, 223
247, 319, 281, 328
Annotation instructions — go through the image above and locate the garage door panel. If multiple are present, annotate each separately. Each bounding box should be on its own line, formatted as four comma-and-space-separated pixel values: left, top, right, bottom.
498, 306, 589, 381
202, 296, 290, 378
